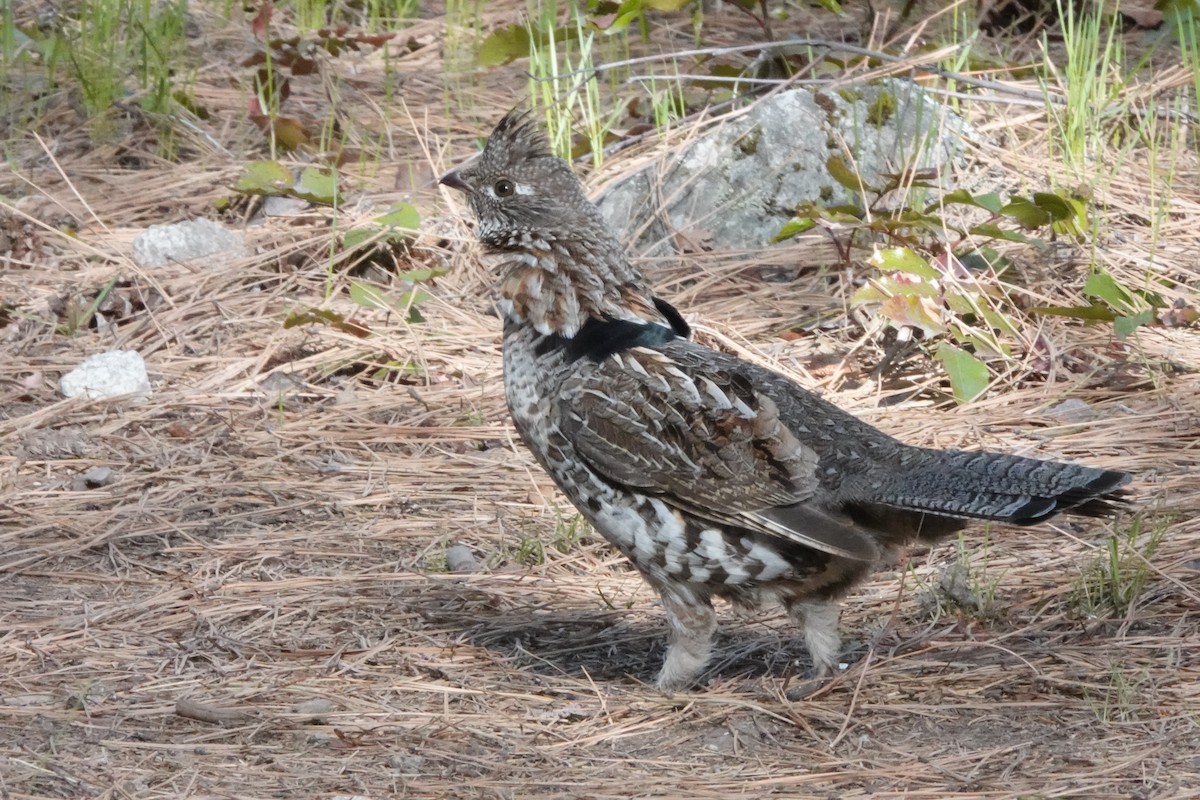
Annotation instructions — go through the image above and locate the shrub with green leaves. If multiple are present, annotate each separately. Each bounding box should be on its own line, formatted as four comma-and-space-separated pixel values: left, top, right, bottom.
773, 156, 1142, 402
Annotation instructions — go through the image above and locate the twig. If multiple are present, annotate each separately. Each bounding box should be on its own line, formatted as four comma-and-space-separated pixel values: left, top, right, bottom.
175, 697, 256, 726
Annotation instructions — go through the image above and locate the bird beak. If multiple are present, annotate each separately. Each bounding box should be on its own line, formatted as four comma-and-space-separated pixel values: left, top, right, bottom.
439, 170, 470, 192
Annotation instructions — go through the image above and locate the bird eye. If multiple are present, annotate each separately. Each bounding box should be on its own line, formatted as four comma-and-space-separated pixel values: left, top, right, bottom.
493, 178, 515, 197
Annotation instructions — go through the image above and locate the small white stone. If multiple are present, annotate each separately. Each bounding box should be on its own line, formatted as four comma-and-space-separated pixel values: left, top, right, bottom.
59, 350, 151, 400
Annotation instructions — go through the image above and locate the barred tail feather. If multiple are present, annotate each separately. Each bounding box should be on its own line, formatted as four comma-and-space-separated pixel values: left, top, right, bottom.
865, 449, 1132, 528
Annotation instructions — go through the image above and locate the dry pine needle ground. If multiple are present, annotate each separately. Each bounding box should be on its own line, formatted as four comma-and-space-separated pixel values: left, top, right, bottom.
2, 3, 1199, 798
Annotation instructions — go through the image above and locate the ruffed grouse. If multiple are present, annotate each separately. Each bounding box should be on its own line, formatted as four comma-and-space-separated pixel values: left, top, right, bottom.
440, 111, 1131, 691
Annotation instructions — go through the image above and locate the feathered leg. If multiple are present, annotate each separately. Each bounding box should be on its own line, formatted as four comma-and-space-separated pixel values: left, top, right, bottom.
655, 589, 717, 691
786, 599, 842, 676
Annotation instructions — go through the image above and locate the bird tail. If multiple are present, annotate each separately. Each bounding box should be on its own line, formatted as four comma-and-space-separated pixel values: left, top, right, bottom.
859, 448, 1131, 537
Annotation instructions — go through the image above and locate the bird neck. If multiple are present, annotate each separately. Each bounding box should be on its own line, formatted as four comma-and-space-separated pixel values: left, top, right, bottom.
492, 235, 663, 339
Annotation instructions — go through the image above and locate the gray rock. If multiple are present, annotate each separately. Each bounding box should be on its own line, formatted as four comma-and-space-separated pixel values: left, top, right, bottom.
388, 753, 425, 773
72, 466, 117, 490
132, 218, 247, 268
291, 698, 334, 722
263, 195, 311, 217
1044, 398, 1100, 424
59, 350, 151, 400
445, 543, 480, 574
597, 82, 976, 255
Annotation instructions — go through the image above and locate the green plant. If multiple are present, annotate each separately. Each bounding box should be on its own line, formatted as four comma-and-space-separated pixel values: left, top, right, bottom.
551, 509, 587, 554
0, 3, 16, 60
243, 7, 395, 155
280, 202, 441, 375
933, 533, 1002, 620
589, 0, 694, 41
513, 530, 546, 566
774, 163, 1083, 403
478, 2, 702, 163
1088, 661, 1149, 724
1, 0, 190, 138
235, 161, 342, 204
1040, 0, 1154, 173
522, 3, 623, 166
424, 542, 450, 573
55, 276, 121, 337
365, 0, 421, 30
1174, 3, 1200, 146
1068, 515, 1167, 619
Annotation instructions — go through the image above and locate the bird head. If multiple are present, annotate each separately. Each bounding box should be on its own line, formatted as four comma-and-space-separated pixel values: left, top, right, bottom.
439, 111, 598, 248
440, 111, 662, 337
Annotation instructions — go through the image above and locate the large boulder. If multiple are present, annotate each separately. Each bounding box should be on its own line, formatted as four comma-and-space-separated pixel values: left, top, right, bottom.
597, 81, 976, 256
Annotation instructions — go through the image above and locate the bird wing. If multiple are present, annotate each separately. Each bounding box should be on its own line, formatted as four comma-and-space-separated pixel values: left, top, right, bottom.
559, 344, 878, 562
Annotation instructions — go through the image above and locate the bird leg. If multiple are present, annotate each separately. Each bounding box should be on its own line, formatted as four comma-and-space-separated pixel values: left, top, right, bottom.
655, 591, 717, 692
785, 599, 842, 677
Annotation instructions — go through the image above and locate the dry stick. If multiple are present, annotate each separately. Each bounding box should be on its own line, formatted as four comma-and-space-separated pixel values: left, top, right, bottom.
828, 645, 873, 751
17, 746, 98, 796
175, 697, 256, 726
577, 37, 1198, 124
30, 131, 112, 235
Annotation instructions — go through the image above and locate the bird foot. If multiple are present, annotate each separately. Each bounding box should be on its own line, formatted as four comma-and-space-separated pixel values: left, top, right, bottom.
784, 671, 831, 701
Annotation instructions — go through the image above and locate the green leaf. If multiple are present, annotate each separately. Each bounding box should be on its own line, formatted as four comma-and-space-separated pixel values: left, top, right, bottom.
852, 275, 938, 305
930, 188, 975, 210
342, 227, 379, 250
293, 166, 338, 204
1029, 305, 1118, 321
692, 63, 750, 90
1031, 191, 1076, 221
642, 0, 693, 9
891, 208, 944, 228
998, 197, 1052, 229
933, 189, 1004, 214
824, 205, 866, 224
867, 247, 939, 279
771, 217, 817, 243
967, 223, 1032, 244
813, 0, 843, 11
1113, 309, 1154, 339
595, 8, 639, 33
349, 282, 432, 321
851, 285, 887, 304
1134, 286, 1168, 309
234, 160, 292, 196
396, 266, 448, 283
349, 281, 398, 312
478, 24, 531, 66
282, 308, 371, 337
972, 192, 1004, 214
879, 294, 945, 336
943, 289, 976, 315
950, 329, 1010, 358
978, 305, 1022, 338
1083, 270, 1135, 311
826, 155, 872, 193
955, 251, 996, 272
935, 343, 989, 404
394, 289, 432, 308
376, 201, 421, 231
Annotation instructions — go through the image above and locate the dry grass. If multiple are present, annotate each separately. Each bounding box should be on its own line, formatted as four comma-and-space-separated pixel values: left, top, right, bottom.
2, 2, 1199, 798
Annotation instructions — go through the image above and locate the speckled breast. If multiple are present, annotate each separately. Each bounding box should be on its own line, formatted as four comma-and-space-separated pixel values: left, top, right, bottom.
499, 320, 848, 597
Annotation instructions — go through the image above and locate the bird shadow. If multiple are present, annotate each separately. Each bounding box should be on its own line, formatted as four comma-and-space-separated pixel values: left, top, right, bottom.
402, 582, 839, 688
